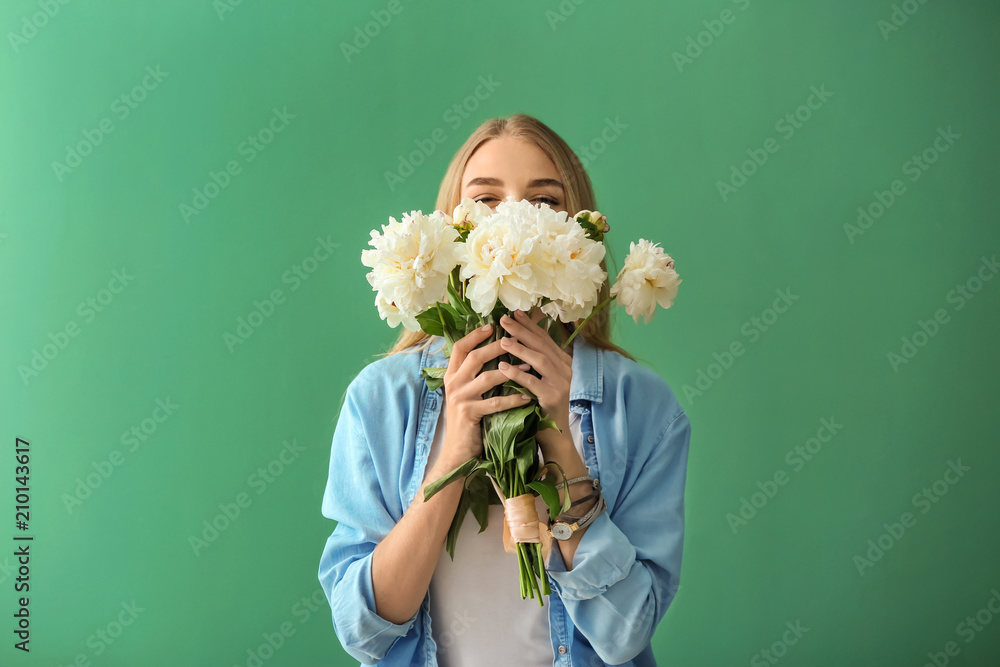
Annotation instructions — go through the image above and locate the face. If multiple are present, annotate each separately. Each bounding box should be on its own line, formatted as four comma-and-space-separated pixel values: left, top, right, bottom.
460, 134, 567, 214
459, 135, 580, 336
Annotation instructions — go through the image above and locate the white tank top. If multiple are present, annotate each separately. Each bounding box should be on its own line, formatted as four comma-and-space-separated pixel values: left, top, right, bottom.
424, 404, 585, 666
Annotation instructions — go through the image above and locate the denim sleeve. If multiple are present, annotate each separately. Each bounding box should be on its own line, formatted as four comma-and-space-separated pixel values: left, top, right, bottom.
545, 410, 691, 665
317, 384, 416, 665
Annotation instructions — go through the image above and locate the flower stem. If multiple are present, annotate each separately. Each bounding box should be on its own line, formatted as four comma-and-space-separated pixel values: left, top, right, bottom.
435, 302, 446, 332
517, 542, 528, 599
538, 543, 551, 596
560, 295, 616, 349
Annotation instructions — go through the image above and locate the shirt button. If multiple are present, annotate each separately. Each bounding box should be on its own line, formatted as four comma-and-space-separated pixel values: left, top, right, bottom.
558, 645, 567, 654
587, 435, 594, 443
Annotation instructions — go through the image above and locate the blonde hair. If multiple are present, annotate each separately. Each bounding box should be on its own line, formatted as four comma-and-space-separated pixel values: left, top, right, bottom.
377, 113, 634, 362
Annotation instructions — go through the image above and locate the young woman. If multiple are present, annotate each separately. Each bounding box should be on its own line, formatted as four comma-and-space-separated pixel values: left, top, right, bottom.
318, 114, 691, 666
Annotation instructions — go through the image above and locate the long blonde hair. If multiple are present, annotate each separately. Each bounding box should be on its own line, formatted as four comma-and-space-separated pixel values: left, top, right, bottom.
376, 113, 634, 362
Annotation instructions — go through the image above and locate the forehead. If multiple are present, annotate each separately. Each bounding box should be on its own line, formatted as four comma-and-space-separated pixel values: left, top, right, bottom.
462, 136, 559, 186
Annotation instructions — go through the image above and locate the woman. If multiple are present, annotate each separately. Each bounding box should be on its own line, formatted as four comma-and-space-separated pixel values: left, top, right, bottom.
318, 113, 691, 666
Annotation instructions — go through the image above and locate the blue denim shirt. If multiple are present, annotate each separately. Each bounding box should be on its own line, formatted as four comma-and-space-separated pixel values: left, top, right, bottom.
318, 333, 691, 666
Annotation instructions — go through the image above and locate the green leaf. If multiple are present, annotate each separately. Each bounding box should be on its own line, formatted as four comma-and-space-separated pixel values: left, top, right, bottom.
502, 380, 537, 398
489, 299, 506, 323
421, 366, 447, 392
437, 302, 457, 327
575, 211, 606, 243
444, 269, 482, 330
484, 404, 536, 463
473, 459, 495, 475
501, 404, 538, 436
436, 302, 466, 359
467, 474, 491, 533
474, 464, 503, 506
423, 456, 479, 502
526, 478, 563, 519
446, 276, 477, 322
536, 461, 572, 515
415, 307, 446, 337
415, 297, 473, 361
442, 327, 461, 359
537, 413, 560, 434
514, 436, 538, 481
445, 487, 471, 560
438, 302, 467, 332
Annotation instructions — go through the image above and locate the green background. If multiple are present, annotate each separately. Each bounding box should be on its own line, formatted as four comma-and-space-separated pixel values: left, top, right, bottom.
2, 0, 998, 665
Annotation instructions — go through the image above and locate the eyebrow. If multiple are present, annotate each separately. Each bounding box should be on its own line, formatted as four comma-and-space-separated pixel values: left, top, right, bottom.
464, 176, 564, 191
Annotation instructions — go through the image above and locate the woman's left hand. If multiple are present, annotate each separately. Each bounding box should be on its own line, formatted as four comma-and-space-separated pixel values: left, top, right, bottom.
496, 309, 574, 453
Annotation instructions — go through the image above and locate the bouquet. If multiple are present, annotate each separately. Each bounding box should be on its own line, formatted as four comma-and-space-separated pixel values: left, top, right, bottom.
361, 196, 681, 604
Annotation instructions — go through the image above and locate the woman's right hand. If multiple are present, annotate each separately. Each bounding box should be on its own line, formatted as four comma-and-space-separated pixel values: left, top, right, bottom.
441, 323, 531, 462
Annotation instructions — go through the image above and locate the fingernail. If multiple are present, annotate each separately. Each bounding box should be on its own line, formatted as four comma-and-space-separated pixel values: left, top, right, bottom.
501, 337, 511, 345
518, 364, 530, 370
481, 324, 491, 331
498, 361, 510, 369
518, 394, 530, 401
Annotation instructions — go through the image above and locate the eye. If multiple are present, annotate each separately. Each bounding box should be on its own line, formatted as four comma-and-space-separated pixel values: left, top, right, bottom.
473, 196, 559, 206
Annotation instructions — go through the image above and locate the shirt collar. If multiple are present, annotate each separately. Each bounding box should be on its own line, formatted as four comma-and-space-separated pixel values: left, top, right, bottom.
421, 332, 603, 404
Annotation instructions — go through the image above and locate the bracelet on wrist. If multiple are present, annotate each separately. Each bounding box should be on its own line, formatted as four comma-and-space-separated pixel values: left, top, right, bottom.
550, 492, 598, 522
547, 491, 607, 539
554, 490, 601, 521
553, 475, 598, 490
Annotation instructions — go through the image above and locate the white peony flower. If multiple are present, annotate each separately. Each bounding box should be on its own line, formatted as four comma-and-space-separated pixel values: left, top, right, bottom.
361, 209, 462, 330
451, 197, 494, 232
370, 293, 413, 331
610, 239, 681, 324
457, 199, 553, 316
534, 210, 607, 323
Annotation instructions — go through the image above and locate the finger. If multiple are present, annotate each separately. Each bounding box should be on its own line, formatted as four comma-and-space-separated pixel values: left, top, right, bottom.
460, 338, 507, 379
475, 392, 533, 418
522, 310, 574, 364
519, 308, 551, 337
449, 323, 493, 374
499, 312, 547, 349
498, 335, 548, 370
496, 362, 541, 391
466, 368, 517, 396
508, 310, 572, 365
